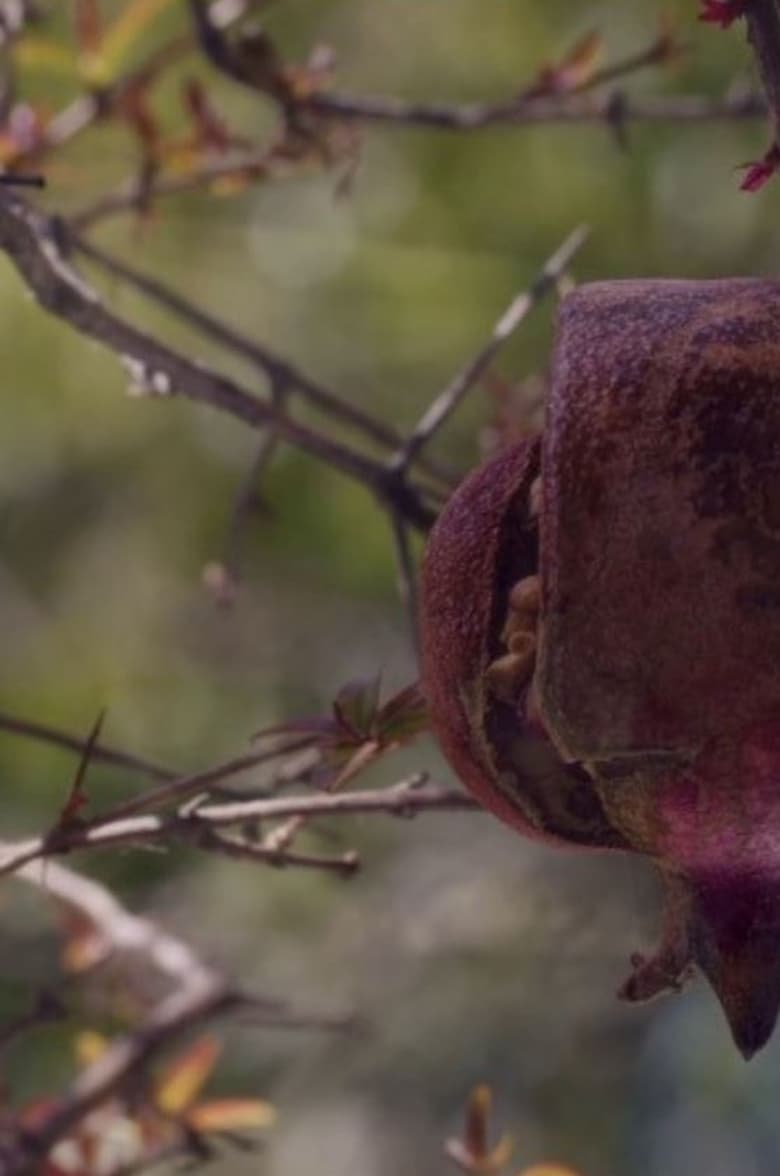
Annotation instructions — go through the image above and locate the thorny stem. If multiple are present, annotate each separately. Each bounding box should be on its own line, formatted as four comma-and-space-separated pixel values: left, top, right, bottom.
0, 781, 477, 878
70, 232, 452, 492
0, 709, 174, 781
302, 89, 765, 133
186, 0, 765, 134
0, 194, 436, 530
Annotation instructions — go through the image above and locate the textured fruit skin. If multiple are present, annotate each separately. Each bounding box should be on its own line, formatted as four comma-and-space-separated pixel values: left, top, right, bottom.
542, 279, 780, 772
421, 279, 780, 1058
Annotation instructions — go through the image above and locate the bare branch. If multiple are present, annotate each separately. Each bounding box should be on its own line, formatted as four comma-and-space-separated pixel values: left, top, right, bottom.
8, 859, 237, 1173
0, 781, 477, 877
390, 224, 589, 474
0, 194, 435, 530
216, 417, 283, 598
0, 709, 174, 782
0, 990, 66, 1053
185, 2, 764, 137
745, 0, 780, 143
14, 979, 236, 1174
303, 87, 764, 133
198, 827, 361, 875
388, 511, 420, 660
7, 852, 341, 1173
16, 857, 220, 985
64, 149, 279, 232
193, 777, 476, 826
70, 232, 452, 493
96, 738, 315, 822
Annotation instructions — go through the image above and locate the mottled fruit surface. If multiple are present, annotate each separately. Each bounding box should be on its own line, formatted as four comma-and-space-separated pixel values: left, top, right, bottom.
421, 279, 780, 1058
542, 279, 780, 770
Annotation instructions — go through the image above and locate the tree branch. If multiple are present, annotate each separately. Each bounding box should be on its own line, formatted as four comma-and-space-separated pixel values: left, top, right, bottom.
0, 194, 435, 530
13, 979, 236, 1174
745, 0, 780, 143
390, 224, 589, 474
7, 854, 338, 1173
0, 780, 478, 878
304, 87, 765, 133
0, 710, 174, 782
69, 231, 452, 494
8, 859, 237, 1174
185, 0, 765, 136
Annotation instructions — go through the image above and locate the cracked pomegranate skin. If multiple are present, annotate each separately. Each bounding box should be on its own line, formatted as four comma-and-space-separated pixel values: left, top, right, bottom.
421, 279, 780, 1058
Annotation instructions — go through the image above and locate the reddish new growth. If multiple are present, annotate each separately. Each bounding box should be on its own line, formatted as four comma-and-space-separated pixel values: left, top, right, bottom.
698, 0, 747, 28
740, 143, 780, 191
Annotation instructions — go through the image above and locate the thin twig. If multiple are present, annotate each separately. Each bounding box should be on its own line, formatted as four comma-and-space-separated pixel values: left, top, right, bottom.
65, 147, 278, 232
198, 827, 361, 875
390, 224, 589, 474
0, 990, 66, 1052
193, 777, 475, 826
388, 510, 420, 660
217, 424, 282, 597
96, 738, 315, 823
0, 709, 174, 781
15, 980, 237, 1174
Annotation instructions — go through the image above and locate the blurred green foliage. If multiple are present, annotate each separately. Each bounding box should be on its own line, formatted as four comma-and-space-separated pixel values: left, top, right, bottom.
3, 3, 780, 1174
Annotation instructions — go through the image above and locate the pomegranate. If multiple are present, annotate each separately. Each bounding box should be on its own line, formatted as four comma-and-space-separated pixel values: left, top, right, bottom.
421, 279, 780, 1058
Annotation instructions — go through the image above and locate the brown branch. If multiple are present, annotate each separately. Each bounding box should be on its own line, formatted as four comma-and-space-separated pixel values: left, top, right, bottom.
0, 709, 174, 781
69, 232, 451, 495
745, 0, 780, 143
15, 979, 236, 1174
185, 1, 764, 136
0, 194, 435, 530
197, 827, 361, 875
214, 418, 283, 601
303, 87, 765, 132
0, 708, 314, 820
187, 0, 243, 83
96, 738, 315, 823
388, 511, 420, 659
0, 705, 323, 817
0, 990, 66, 1053
64, 147, 279, 232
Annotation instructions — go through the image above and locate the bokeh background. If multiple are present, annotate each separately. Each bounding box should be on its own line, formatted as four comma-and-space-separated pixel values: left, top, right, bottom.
3, 2, 780, 1173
